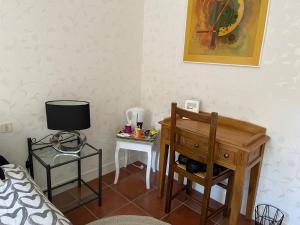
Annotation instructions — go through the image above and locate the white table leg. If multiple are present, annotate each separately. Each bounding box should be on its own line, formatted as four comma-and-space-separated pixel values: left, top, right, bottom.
124, 150, 128, 168
146, 149, 152, 189
114, 142, 120, 184
152, 151, 157, 173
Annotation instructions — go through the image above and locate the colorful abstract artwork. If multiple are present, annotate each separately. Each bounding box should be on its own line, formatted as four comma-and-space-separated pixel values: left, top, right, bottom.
184, 0, 269, 66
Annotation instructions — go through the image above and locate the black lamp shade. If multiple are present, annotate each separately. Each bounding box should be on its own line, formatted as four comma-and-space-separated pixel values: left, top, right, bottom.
45, 100, 90, 131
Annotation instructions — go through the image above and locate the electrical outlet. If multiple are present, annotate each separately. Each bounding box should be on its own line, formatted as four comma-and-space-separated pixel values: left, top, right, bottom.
0, 122, 13, 133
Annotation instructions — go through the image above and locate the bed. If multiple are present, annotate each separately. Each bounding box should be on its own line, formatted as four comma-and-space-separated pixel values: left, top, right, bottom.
0, 164, 72, 225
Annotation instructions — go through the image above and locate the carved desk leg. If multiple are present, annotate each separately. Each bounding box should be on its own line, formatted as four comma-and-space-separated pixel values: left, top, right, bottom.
229, 152, 247, 225
157, 127, 169, 198
246, 144, 266, 220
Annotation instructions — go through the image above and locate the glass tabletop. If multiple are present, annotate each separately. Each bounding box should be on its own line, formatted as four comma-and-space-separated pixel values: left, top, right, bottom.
31, 141, 99, 168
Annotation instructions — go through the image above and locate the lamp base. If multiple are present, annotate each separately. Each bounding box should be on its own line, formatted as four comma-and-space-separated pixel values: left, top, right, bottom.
50, 131, 87, 154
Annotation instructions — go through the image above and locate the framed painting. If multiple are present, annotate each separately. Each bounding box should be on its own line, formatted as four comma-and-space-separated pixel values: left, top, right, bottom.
183, 0, 269, 66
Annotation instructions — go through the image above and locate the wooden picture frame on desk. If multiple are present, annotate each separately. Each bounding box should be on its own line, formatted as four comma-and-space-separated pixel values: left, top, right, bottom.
157, 114, 269, 225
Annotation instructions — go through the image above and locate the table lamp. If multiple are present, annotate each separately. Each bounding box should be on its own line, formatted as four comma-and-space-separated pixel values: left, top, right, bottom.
45, 100, 90, 154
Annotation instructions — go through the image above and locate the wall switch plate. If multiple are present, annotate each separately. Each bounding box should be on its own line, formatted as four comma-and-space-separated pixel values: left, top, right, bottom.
0, 122, 13, 133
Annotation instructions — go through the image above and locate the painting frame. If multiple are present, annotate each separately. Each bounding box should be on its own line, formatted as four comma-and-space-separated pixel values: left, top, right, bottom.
183, 0, 269, 66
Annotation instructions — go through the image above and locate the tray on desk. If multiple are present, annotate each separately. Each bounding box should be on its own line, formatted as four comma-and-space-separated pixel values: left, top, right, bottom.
116, 133, 158, 142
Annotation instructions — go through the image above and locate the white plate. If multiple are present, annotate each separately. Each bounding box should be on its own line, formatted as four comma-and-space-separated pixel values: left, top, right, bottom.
117, 133, 131, 138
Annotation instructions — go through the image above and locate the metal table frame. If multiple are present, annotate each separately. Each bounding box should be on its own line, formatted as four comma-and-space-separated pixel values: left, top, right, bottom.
27, 137, 102, 208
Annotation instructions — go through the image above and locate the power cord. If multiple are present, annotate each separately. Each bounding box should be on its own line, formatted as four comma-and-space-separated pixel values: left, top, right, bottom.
131, 163, 144, 170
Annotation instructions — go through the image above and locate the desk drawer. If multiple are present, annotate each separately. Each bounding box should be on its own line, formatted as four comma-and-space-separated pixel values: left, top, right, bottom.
215, 146, 237, 168
180, 136, 208, 152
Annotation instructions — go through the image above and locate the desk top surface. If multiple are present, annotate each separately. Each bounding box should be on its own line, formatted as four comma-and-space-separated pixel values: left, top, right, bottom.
159, 113, 270, 151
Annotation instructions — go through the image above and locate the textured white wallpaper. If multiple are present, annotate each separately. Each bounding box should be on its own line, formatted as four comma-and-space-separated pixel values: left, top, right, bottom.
0, 0, 144, 187
141, 0, 300, 224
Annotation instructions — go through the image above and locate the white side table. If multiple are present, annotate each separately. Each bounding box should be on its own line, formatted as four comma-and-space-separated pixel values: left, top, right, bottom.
114, 137, 158, 189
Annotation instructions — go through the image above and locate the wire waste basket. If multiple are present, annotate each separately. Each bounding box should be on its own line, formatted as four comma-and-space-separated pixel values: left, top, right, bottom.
255, 204, 284, 225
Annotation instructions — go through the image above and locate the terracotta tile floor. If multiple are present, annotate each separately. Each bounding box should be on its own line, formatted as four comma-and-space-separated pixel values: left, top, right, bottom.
53, 161, 254, 225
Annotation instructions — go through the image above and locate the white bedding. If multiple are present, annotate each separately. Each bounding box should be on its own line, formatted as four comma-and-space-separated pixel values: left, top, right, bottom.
0, 164, 72, 225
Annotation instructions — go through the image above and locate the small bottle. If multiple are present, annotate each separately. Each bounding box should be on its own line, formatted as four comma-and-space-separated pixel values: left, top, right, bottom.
136, 122, 143, 129
134, 128, 143, 138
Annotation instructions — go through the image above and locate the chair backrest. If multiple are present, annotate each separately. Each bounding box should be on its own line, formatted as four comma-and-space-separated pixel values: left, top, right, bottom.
170, 102, 218, 177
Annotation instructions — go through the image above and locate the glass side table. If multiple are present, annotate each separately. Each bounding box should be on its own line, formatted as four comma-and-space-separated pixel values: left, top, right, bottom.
27, 137, 102, 211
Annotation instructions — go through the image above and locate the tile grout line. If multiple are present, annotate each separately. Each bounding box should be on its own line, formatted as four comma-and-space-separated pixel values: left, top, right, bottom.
81, 166, 195, 218
106, 171, 186, 220
101, 166, 157, 218
114, 163, 151, 183
159, 201, 185, 221
129, 201, 153, 217
110, 173, 151, 190
182, 199, 201, 215
99, 183, 153, 218
86, 163, 220, 223
107, 177, 156, 203
82, 178, 135, 220
100, 166, 160, 218
105, 202, 132, 217
85, 183, 220, 225
82, 187, 134, 220
181, 196, 228, 224
67, 162, 248, 225
107, 167, 176, 205
181, 197, 222, 224
83, 204, 99, 220
108, 183, 151, 204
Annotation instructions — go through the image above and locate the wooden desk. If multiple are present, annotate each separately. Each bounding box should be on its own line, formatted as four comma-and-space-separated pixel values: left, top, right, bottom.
157, 114, 270, 225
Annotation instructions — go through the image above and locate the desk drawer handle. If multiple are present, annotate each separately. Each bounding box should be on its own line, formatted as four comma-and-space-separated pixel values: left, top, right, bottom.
223, 153, 230, 158
193, 144, 199, 148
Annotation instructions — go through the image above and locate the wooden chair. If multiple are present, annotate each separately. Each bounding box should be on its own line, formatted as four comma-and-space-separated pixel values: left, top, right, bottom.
165, 103, 234, 224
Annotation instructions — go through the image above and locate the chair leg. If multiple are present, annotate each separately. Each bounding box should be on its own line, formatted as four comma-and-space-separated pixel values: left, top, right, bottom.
224, 174, 234, 217
152, 151, 157, 173
124, 150, 128, 168
146, 150, 152, 189
200, 184, 212, 225
114, 143, 120, 184
165, 166, 175, 213
186, 179, 192, 194
178, 174, 184, 185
